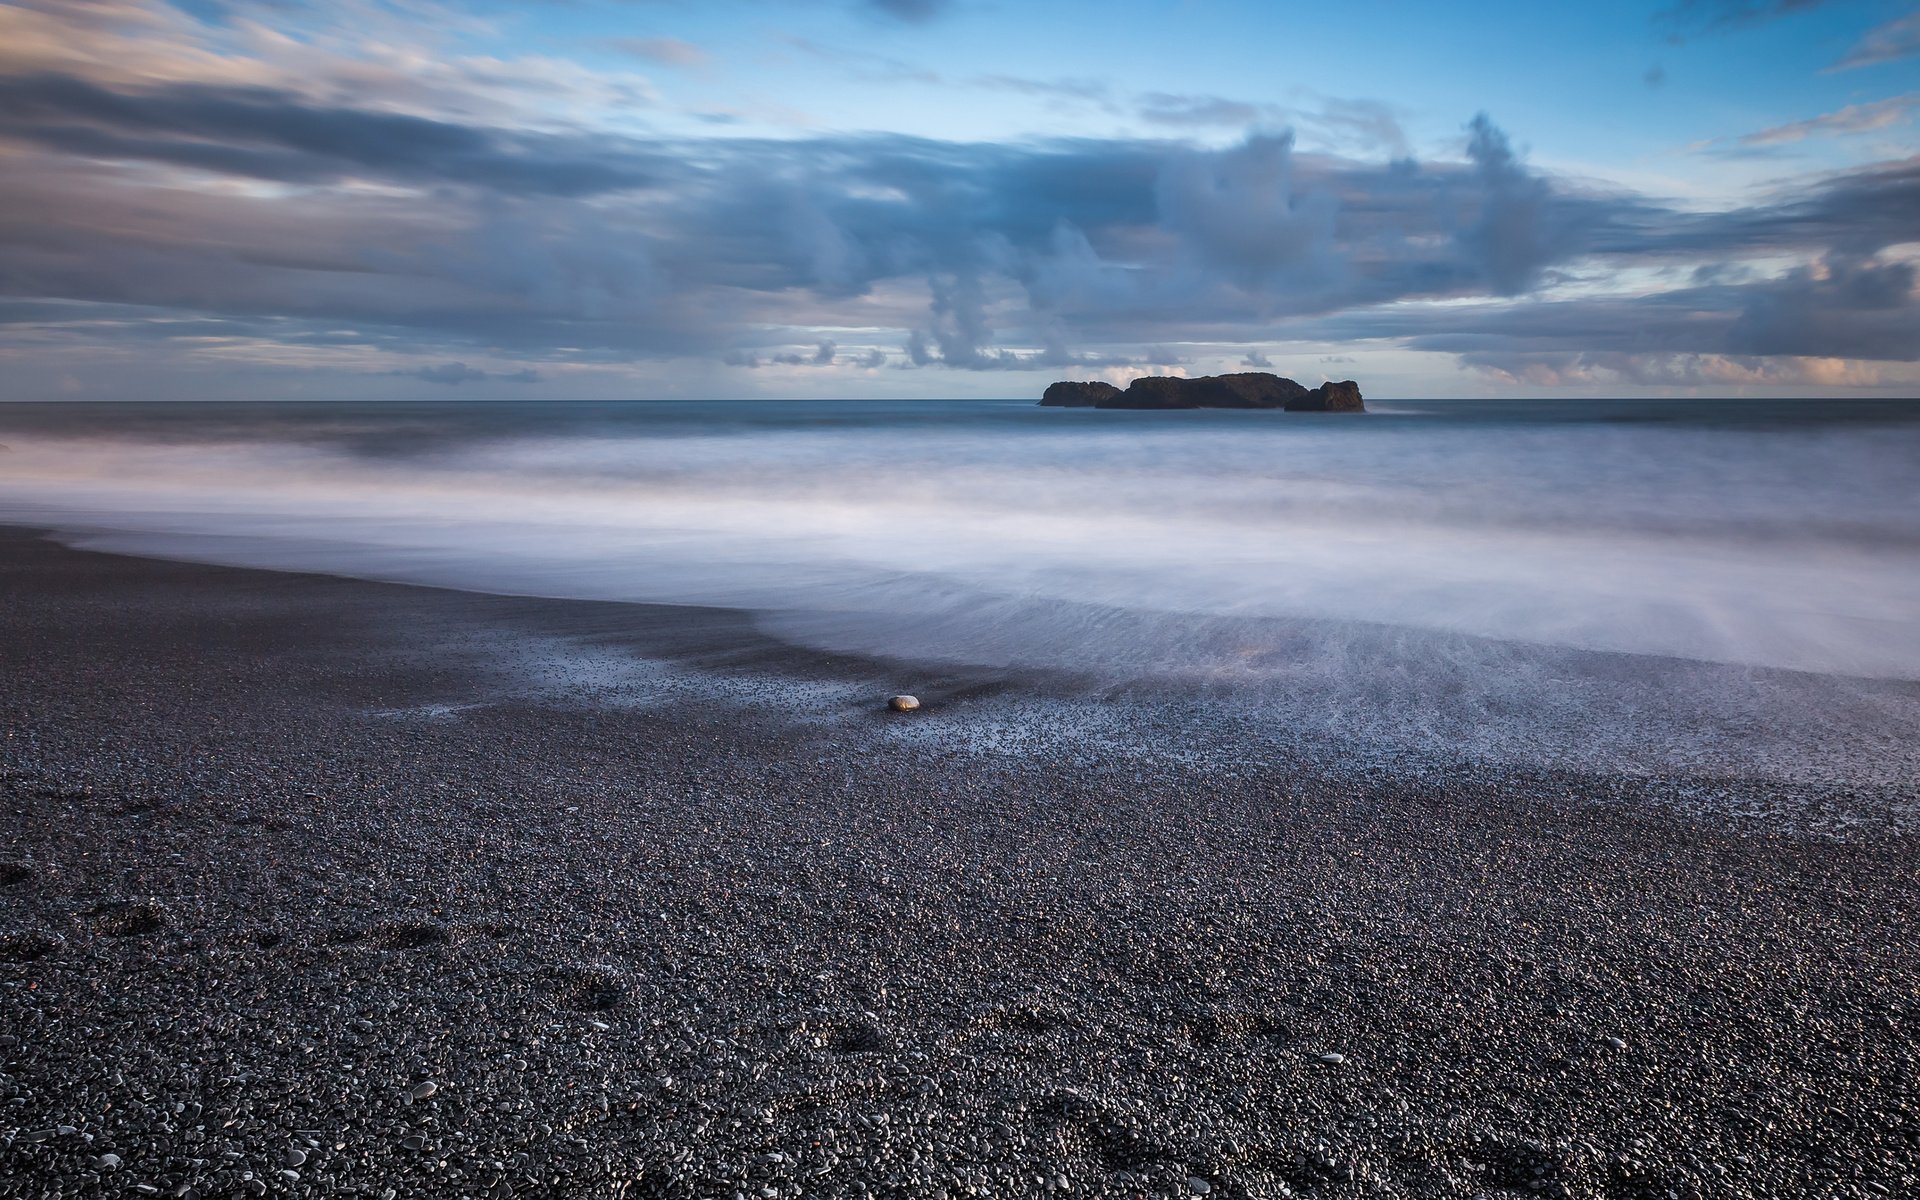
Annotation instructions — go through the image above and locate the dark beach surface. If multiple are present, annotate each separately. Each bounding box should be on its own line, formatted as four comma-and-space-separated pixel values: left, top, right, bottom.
1, 526, 1915, 1200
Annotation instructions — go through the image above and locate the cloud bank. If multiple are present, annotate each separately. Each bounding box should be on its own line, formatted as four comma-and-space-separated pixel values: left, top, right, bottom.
0, 0, 1915, 397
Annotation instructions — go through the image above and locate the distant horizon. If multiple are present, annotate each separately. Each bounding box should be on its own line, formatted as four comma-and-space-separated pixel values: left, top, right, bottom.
2, 0, 1916, 402
6, 393, 1920, 405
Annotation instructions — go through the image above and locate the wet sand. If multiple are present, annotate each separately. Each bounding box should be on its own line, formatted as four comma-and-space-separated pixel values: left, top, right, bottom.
0, 527, 1915, 1199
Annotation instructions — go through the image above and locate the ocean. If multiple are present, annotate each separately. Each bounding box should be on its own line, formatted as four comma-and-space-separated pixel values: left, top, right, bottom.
3, 397, 1917, 793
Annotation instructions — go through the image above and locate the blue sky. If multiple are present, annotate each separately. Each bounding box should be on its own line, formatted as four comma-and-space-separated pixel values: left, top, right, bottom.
0, 0, 1916, 398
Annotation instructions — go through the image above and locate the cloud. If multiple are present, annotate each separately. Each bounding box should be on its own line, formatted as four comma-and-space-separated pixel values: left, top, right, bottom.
779, 39, 1410, 153
1303, 97, 1411, 157
2, 21, 1918, 397
1725, 253, 1918, 359
0, 74, 666, 195
1654, 0, 1835, 38
399, 361, 541, 385
769, 340, 835, 365
1316, 249, 1919, 368
1137, 93, 1272, 128
1830, 11, 1920, 70
1738, 93, 1920, 144
1154, 131, 1340, 289
1621, 155, 1920, 258
727, 340, 855, 367
971, 74, 1109, 102
606, 37, 707, 67
1457, 113, 1570, 295
1127, 91, 1406, 155
861, 0, 952, 23
1242, 349, 1273, 367
1459, 350, 1890, 389
783, 38, 1107, 105
11, 117, 1906, 370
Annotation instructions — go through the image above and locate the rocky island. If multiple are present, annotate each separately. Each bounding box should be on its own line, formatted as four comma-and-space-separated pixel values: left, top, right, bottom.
1041, 372, 1364, 412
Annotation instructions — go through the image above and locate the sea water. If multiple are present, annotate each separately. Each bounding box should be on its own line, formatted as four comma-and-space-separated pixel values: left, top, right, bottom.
3, 398, 1917, 792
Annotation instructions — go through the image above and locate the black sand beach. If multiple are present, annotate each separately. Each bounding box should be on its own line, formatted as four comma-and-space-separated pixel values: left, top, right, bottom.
1, 527, 1915, 1199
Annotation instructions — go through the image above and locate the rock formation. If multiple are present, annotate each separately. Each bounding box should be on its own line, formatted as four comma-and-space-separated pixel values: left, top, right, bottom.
1285, 380, 1365, 412
1039, 381, 1122, 407
1106, 376, 1198, 409
1187, 372, 1311, 408
1039, 372, 1362, 412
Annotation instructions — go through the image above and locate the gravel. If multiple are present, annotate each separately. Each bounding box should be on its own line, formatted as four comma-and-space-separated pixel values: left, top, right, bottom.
0, 528, 1915, 1199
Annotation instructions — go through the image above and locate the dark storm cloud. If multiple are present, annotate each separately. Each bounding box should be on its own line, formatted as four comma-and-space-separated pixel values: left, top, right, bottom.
0, 63, 1915, 377
0, 74, 666, 195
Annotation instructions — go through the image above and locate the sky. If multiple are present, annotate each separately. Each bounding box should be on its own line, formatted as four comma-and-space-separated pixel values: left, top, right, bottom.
0, 0, 1916, 399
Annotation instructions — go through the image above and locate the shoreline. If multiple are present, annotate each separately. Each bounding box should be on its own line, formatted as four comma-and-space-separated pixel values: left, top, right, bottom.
13, 518, 1919, 836
1, 528, 1916, 1198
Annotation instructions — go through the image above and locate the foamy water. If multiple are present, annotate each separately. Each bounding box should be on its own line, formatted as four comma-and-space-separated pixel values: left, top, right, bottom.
3, 399, 1917, 790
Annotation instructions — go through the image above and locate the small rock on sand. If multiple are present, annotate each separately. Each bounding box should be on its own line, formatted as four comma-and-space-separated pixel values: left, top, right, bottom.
887, 695, 921, 712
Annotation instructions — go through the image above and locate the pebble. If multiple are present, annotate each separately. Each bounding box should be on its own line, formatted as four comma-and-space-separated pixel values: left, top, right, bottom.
887, 695, 921, 712
1, 537, 1913, 1200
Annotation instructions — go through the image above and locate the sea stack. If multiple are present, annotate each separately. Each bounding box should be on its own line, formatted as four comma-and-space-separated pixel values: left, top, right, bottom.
1183, 372, 1311, 408
1039, 381, 1122, 407
1105, 376, 1197, 409
1039, 371, 1363, 412
1285, 380, 1365, 412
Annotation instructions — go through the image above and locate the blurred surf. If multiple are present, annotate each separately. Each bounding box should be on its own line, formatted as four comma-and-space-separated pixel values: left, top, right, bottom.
2, 397, 1917, 786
